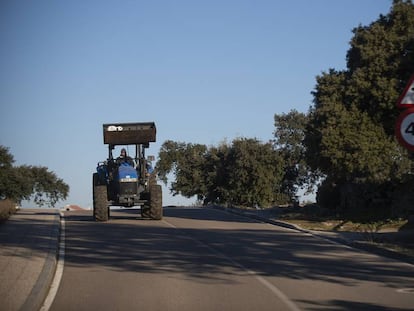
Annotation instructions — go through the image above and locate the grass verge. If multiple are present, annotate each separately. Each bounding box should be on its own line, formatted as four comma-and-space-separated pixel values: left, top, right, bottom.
0, 199, 18, 222
276, 205, 414, 259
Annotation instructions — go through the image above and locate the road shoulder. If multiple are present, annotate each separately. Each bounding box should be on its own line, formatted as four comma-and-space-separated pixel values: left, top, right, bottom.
0, 208, 61, 311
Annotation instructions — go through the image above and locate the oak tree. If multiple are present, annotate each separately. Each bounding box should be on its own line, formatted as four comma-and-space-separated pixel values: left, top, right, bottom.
0, 146, 69, 207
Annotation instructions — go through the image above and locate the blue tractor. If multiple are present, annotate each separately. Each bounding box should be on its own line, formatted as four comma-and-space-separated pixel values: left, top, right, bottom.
93, 122, 162, 221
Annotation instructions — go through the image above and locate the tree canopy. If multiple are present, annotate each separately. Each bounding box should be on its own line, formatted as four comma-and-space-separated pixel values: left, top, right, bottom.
273, 110, 317, 198
0, 146, 69, 207
303, 0, 414, 214
157, 138, 285, 207
306, 0, 414, 179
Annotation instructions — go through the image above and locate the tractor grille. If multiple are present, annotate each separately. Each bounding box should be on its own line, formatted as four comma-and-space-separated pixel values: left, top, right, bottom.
119, 181, 138, 195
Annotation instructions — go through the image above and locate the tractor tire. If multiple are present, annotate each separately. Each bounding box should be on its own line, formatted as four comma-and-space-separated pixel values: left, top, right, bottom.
140, 191, 150, 218
93, 173, 109, 222
149, 184, 163, 220
141, 205, 150, 218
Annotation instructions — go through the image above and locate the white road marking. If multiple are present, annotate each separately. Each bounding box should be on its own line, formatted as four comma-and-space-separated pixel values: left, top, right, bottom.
396, 288, 414, 294
40, 211, 66, 311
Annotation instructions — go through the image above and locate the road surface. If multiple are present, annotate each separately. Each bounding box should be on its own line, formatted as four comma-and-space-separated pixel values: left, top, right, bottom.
49, 207, 414, 310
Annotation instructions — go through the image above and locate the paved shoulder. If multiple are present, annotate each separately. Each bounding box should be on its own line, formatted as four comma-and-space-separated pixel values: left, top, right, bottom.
0, 208, 60, 311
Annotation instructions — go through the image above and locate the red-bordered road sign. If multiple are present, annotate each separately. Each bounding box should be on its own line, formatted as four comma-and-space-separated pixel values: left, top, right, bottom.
395, 108, 414, 151
397, 75, 414, 108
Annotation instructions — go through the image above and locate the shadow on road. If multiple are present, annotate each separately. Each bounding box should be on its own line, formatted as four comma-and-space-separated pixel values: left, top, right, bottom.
296, 299, 409, 311
61, 207, 414, 291
0, 210, 59, 259
3, 207, 413, 310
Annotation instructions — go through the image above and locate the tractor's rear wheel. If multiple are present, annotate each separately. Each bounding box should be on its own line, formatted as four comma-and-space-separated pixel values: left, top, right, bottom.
149, 184, 162, 220
93, 173, 109, 221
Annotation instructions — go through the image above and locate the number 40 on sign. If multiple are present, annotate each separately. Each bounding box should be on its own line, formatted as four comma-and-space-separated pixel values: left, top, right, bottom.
396, 108, 414, 152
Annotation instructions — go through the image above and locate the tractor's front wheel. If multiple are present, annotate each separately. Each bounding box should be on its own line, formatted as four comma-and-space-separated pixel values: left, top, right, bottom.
141, 205, 150, 218
93, 173, 109, 221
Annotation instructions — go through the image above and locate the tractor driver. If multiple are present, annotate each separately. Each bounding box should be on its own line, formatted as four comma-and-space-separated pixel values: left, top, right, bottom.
116, 148, 134, 166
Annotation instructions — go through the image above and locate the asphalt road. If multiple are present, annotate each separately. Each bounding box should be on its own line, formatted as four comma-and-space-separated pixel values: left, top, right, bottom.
49, 207, 414, 311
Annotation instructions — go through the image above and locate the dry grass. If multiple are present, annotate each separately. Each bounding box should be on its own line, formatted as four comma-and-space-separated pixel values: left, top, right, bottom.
277, 205, 414, 259
0, 199, 18, 221
281, 217, 410, 232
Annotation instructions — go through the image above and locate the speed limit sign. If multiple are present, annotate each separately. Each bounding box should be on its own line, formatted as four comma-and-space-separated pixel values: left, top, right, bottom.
396, 108, 414, 151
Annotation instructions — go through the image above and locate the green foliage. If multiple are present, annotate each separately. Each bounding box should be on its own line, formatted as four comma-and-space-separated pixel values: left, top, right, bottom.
346, 0, 414, 132
0, 146, 69, 207
0, 145, 14, 169
305, 1, 414, 214
307, 102, 409, 183
273, 110, 318, 198
157, 138, 285, 207
157, 140, 207, 200
315, 177, 340, 213
202, 142, 231, 204
226, 138, 284, 207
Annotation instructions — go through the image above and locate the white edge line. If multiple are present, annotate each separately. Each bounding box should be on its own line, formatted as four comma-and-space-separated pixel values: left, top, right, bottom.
40, 211, 66, 311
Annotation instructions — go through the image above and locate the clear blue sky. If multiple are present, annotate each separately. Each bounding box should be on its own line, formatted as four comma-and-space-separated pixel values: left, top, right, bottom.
0, 0, 393, 208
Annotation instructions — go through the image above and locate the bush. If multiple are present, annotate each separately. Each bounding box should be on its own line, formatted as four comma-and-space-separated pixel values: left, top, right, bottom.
316, 176, 414, 221
316, 178, 340, 211
0, 199, 18, 221
390, 177, 414, 219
